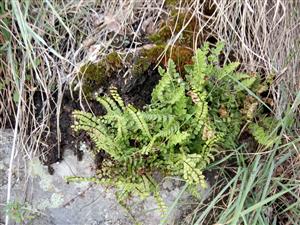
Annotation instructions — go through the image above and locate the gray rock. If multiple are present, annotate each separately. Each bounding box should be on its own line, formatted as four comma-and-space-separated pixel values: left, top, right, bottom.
0, 129, 211, 225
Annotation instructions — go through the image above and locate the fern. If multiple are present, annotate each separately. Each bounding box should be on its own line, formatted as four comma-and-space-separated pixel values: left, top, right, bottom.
127, 104, 152, 139
71, 42, 271, 208
176, 153, 206, 186
249, 117, 280, 147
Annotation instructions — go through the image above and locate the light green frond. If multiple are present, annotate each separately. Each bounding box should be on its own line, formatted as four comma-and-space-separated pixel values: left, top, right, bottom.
127, 105, 152, 139
110, 86, 126, 111
96, 95, 121, 115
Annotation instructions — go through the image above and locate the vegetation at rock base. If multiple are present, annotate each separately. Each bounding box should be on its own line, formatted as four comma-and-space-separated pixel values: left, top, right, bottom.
2, 1, 299, 224
70, 42, 276, 208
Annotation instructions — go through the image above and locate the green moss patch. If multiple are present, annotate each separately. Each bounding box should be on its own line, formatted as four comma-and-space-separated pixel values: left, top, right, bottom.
79, 52, 122, 98
132, 45, 194, 77
149, 11, 209, 48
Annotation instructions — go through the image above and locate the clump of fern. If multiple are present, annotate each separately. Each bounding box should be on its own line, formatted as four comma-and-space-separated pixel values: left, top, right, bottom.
70, 42, 272, 205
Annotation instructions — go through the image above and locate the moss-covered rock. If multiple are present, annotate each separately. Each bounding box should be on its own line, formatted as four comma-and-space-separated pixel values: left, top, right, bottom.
79, 52, 122, 98
131, 45, 194, 77
131, 45, 165, 77
149, 11, 206, 48
167, 45, 194, 73
79, 45, 194, 99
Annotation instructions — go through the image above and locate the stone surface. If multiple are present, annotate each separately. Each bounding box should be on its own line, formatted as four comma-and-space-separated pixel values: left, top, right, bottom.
0, 129, 211, 225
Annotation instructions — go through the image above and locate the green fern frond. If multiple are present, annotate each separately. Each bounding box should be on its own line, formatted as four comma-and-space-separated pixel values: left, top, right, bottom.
154, 192, 167, 214
236, 77, 257, 91
166, 58, 179, 79
208, 42, 224, 63
186, 47, 208, 93
151, 67, 173, 103
158, 120, 180, 138
127, 104, 152, 139
110, 86, 126, 111
222, 62, 240, 75
235, 72, 252, 80
142, 112, 174, 124
176, 153, 207, 187
96, 95, 122, 115
115, 115, 128, 143
249, 117, 279, 147
168, 131, 190, 146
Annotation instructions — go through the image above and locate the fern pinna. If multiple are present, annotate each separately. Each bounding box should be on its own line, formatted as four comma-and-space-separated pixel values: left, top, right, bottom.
71, 42, 266, 205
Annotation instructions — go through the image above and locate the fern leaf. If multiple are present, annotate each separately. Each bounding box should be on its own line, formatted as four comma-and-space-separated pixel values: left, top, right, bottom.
96, 96, 121, 115
110, 87, 126, 111
222, 62, 240, 75
208, 42, 224, 63
177, 153, 207, 187
115, 116, 128, 143
127, 105, 152, 139
235, 72, 251, 80
158, 120, 180, 137
168, 131, 190, 146
249, 119, 279, 147
236, 77, 256, 91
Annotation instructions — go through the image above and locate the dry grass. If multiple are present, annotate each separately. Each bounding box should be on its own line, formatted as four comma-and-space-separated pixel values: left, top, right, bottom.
1, 0, 299, 224
168, 0, 300, 116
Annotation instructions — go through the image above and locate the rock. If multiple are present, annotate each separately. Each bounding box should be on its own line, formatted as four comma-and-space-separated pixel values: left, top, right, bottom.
0, 129, 212, 225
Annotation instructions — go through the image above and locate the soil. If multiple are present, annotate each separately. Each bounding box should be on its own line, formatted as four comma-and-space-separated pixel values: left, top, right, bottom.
33, 63, 161, 170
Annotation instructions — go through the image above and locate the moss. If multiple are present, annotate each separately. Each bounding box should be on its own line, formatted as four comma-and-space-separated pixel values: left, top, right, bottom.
148, 27, 171, 45
131, 45, 165, 77
164, 0, 194, 7
105, 52, 122, 69
149, 11, 206, 48
168, 46, 193, 73
80, 62, 105, 97
164, 0, 178, 6
79, 45, 193, 98
80, 52, 122, 98
131, 45, 193, 77
164, 0, 216, 16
